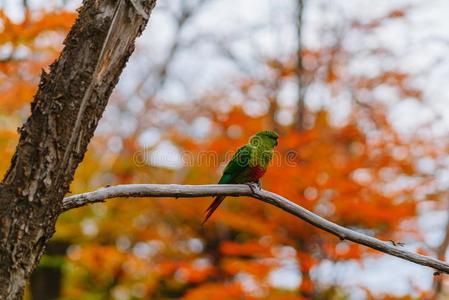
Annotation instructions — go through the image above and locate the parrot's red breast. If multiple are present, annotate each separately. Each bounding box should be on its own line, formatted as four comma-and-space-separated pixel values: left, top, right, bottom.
248, 165, 266, 182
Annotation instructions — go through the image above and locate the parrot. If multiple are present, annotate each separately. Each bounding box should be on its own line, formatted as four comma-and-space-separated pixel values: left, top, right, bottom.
202, 130, 279, 224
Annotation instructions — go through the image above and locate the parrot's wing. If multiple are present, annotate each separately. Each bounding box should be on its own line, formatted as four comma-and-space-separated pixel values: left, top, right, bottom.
218, 144, 252, 184
203, 145, 253, 224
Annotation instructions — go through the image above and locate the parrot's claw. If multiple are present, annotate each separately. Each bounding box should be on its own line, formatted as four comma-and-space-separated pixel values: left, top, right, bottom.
388, 240, 405, 247
247, 182, 261, 193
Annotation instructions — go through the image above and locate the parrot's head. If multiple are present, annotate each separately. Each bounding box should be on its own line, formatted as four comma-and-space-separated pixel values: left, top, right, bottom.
250, 130, 279, 148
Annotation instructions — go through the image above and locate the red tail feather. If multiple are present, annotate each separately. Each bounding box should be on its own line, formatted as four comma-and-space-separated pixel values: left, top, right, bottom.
202, 196, 225, 225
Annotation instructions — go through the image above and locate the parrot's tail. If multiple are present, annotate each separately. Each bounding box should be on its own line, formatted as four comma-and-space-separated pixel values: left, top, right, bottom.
202, 196, 226, 225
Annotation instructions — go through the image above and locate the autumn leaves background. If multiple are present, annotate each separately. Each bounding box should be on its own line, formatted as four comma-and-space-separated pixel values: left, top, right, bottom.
2, 0, 449, 299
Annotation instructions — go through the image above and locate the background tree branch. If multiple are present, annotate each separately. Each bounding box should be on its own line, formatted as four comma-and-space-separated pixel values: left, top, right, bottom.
63, 184, 449, 275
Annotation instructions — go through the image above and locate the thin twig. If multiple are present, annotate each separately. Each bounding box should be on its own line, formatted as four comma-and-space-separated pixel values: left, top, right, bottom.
63, 184, 449, 274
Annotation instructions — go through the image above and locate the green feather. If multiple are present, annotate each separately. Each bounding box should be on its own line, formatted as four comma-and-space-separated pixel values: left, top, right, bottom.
218, 145, 252, 184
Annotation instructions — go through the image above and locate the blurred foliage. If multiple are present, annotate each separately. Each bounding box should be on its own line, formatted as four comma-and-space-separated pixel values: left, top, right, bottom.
1, 2, 446, 299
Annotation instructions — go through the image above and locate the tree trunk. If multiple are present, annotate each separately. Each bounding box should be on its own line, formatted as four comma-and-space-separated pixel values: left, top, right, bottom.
431, 204, 449, 299
295, 0, 306, 131
0, 0, 157, 298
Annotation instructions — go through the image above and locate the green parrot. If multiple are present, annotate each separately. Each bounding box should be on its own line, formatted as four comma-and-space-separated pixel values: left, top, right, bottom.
203, 130, 279, 224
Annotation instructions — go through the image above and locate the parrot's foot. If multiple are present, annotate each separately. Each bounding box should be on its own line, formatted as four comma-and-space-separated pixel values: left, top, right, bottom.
247, 182, 261, 194
388, 240, 405, 247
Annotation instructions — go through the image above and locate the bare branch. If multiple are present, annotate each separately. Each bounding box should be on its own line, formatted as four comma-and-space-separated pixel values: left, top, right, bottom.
63, 184, 449, 274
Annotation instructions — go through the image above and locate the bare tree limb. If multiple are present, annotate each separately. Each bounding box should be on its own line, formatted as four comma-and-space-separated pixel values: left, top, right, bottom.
63, 184, 449, 274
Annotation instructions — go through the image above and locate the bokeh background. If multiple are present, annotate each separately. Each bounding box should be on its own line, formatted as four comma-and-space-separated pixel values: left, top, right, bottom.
2, 0, 449, 299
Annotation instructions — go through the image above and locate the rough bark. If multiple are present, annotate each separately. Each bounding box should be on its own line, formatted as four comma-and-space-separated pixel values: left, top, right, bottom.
0, 0, 156, 298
